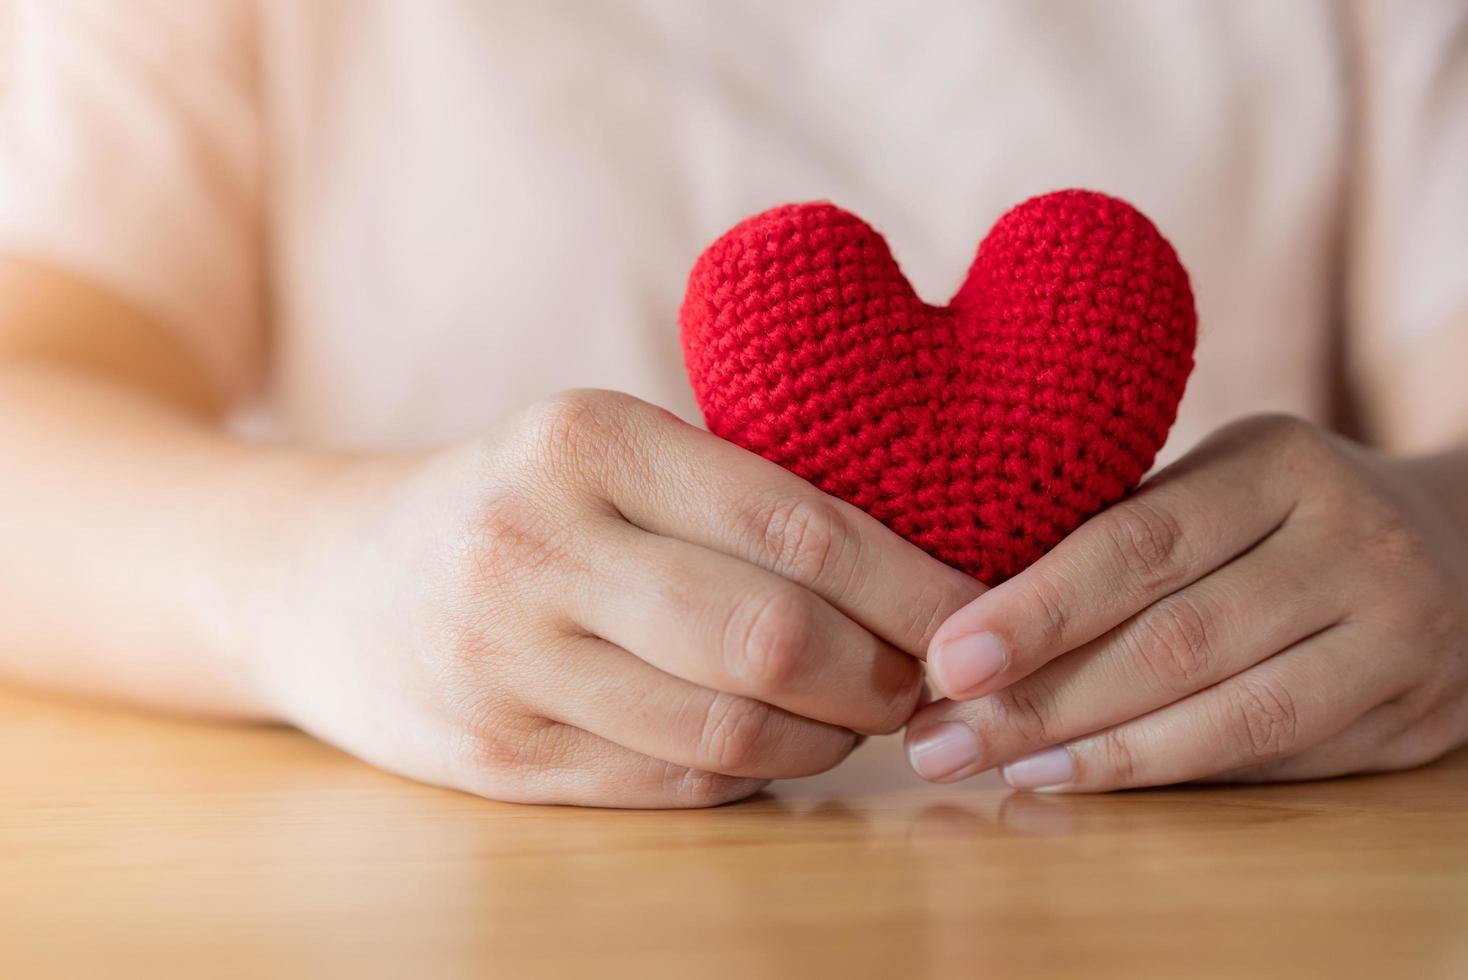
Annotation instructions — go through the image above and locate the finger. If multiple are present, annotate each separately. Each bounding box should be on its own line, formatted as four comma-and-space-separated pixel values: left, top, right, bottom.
529, 635, 858, 779
567, 392, 983, 656
569, 520, 924, 734
1001, 623, 1405, 792
905, 525, 1344, 782
456, 718, 770, 809
926, 421, 1303, 700
1201, 694, 1455, 784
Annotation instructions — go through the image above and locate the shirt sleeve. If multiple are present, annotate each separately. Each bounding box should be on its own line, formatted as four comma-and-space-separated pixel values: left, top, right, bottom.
1344, 0, 1468, 453
0, 0, 264, 404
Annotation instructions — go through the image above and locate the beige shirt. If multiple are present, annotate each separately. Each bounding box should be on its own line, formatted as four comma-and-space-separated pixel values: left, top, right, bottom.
1, 0, 1466, 461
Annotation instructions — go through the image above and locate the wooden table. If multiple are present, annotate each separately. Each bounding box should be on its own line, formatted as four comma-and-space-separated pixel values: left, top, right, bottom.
2, 684, 1465, 979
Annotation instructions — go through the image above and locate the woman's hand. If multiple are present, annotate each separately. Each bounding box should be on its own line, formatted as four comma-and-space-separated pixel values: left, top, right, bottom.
0, 262, 976, 811
905, 415, 1468, 791
256, 389, 980, 808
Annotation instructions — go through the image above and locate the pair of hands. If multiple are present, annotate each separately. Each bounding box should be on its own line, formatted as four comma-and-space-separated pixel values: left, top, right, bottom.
254, 389, 1468, 807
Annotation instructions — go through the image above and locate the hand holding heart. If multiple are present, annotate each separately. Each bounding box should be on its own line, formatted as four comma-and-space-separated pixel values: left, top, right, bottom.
254, 192, 1467, 807
682, 191, 1468, 790
907, 416, 1468, 790
256, 387, 983, 808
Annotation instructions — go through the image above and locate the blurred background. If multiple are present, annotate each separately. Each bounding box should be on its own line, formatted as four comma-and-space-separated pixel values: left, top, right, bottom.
0, 3, 11, 96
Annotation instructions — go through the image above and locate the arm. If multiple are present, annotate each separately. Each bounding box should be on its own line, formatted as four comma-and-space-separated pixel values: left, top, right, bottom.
0, 258, 342, 716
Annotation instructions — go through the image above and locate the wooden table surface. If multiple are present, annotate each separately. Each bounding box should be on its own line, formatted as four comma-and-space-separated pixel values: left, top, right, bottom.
3, 684, 1466, 980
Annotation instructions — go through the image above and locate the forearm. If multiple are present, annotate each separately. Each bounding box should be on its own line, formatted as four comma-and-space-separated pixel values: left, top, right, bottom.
0, 360, 346, 717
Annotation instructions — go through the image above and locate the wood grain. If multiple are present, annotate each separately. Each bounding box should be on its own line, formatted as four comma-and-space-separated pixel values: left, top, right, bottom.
2, 683, 1465, 979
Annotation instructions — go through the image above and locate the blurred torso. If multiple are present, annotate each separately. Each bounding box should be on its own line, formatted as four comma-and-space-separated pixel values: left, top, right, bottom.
255, 0, 1348, 462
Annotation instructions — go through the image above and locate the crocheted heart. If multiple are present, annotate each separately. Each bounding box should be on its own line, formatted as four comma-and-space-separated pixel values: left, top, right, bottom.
680, 190, 1196, 584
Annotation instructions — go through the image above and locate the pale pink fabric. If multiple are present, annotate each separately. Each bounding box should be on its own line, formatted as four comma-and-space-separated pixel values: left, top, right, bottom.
1, 0, 1465, 459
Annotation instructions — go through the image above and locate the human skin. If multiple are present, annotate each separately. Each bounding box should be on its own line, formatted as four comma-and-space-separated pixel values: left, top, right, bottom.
907, 415, 1468, 790
0, 257, 983, 808
5, 258, 1467, 806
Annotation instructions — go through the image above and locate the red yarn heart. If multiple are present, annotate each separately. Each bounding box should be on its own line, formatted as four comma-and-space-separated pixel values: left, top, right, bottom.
680, 190, 1197, 585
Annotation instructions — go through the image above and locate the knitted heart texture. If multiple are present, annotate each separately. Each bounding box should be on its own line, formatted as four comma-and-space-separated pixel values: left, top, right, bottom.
680, 189, 1197, 585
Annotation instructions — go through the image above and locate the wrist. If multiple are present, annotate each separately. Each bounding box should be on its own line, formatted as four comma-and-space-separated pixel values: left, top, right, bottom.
180, 446, 351, 719
225, 446, 424, 722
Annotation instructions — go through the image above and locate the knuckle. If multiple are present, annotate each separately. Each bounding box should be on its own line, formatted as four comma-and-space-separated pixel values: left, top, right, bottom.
527, 389, 606, 460
1253, 412, 1315, 441
1230, 678, 1301, 763
1105, 497, 1188, 591
694, 693, 776, 775
1246, 412, 1316, 450
1376, 735, 1445, 773
458, 705, 555, 776
465, 726, 530, 773
902, 578, 968, 653
1020, 574, 1073, 653
664, 764, 759, 808
1255, 413, 1336, 475
464, 491, 566, 594
990, 681, 1057, 747
521, 389, 640, 476
1094, 728, 1141, 786
724, 587, 815, 694
1380, 704, 1464, 771
752, 494, 855, 592
1129, 592, 1217, 692
438, 615, 513, 703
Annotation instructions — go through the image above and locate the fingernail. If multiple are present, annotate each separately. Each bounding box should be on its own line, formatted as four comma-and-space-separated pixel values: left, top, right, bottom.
930, 632, 1008, 698
906, 722, 981, 781
1002, 747, 1074, 790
